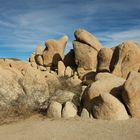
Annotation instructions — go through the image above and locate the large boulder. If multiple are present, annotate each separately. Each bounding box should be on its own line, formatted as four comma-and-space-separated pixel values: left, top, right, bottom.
0, 66, 24, 107
97, 48, 113, 72
62, 101, 77, 118
122, 71, 140, 118
92, 93, 129, 120
47, 101, 62, 118
74, 29, 103, 51
82, 76, 125, 112
43, 35, 68, 67
19, 67, 49, 109
73, 41, 98, 77
110, 41, 140, 79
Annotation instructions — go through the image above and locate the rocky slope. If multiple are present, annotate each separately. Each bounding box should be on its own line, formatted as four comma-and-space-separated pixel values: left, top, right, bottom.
0, 28, 140, 123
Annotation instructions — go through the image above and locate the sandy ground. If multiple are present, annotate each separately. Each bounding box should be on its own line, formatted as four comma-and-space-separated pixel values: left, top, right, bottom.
0, 116, 140, 140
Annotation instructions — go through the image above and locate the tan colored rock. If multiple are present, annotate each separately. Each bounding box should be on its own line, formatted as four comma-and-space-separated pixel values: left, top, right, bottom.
110, 41, 140, 78
82, 77, 125, 112
74, 29, 103, 51
29, 54, 35, 62
47, 101, 62, 118
73, 41, 98, 77
95, 72, 121, 81
35, 55, 43, 65
37, 65, 47, 71
42, 71, 61, 95
62, 101, 77, 118
122, 71, 140, 118
77, 68, 89, 79
97, 48, 113, 72
0, 66, 24, 106
31, 62, 37, 69
65, 77, 82, 91
35, 45, 44, 55
20, 67, 49, 108
81, 108, 90, 118
43, 35, 68, 67
58, 61, 65, 77
3, 59, 31, 75
65, 66, 73, 77
50, 89, 75, 104
92, 93, 129, 120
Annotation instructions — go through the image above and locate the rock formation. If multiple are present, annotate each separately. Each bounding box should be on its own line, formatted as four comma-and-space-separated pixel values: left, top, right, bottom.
43, 35, 68, 67
1, 28, 140, 123
110, 41, 140, 79
97, 48, 113, 72
73, 29, 103, 78
122, 71, 140, 118
92, 93, 129, 120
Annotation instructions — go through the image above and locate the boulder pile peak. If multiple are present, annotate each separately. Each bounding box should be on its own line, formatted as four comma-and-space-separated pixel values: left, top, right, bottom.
0, 28, 140, 123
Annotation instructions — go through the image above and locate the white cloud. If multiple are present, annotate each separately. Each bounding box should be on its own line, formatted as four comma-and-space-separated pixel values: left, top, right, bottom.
0, 0, 140, 56
99, 28, 140, 47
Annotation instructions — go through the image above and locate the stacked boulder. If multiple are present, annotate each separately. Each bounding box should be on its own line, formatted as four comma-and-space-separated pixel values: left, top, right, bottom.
25, 29, 140, 120
1, 28, 140, 123
73, 29, 103, 78
29, 35, 69, 71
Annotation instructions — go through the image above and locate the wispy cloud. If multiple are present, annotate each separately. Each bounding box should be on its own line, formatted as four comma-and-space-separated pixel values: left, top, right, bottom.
97, 28, 140, 47
0, 0, 140, 59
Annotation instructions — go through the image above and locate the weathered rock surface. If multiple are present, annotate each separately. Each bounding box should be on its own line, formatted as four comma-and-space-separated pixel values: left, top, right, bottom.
0, 66, 24, 107
37, 65, 47, 71
74, 29, 103, 51
82, 76, 125, 112
42, 71, 60, 96
19, 67, 49, 109
97, 48, 113, 72
35, 45, 44, 55
29, 54, 35, 62
47, 101, 62, 118
65, 66, 73, 77
95, 72, 121, 81
92, 93, 129, 120
1, 29, 140, 121
110, 41, 140, 79
43, 35, 68, 67
62, 101, 77, 118
35, 55, 43, 65
58, 61, 65, 77
50, 89, 75, 104
73, 41, 97, 77
122, 71, 140, 118
80, 108, 90, 118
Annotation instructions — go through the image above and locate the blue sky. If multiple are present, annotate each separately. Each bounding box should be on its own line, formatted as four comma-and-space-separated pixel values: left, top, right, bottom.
0, 0, 140, 60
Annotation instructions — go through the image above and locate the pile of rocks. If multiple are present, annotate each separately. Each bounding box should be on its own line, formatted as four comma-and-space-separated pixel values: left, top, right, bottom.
0, 28, 140, 122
